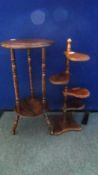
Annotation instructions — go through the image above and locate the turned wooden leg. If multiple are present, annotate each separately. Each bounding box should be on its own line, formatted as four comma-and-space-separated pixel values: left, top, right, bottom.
10, 49, 20, 134
82, 112, 89, 125
27, 48, 34, 97
44, 113, 54, 135
12, 115, 20, 135
10, 49, 20, 113
42, 47, 47, 111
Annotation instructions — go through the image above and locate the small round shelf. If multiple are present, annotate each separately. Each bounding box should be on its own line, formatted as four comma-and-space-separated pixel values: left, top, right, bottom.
65, 98, 85, 111
64, 51, 90, 62
49, 72, 70, 85
63, 87, 90, 99
16, 97, 44, 117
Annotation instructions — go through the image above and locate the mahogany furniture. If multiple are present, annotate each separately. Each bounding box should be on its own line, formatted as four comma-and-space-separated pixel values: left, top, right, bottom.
49, 38, 90, 135
1, 39, 54, 134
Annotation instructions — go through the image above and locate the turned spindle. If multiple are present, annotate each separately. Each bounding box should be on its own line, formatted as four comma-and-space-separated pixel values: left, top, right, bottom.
10, 49, 20, 112
63, 38, 71, 114
42, 47, 47, 111
10, 48, 20, 134
27, 48, 34, 97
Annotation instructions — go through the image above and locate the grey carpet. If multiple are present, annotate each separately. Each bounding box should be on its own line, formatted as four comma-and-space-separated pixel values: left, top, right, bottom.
0, 112, 98, 175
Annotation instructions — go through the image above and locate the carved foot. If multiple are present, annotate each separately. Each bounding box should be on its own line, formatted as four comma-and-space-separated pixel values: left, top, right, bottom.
12, 115, 20, 135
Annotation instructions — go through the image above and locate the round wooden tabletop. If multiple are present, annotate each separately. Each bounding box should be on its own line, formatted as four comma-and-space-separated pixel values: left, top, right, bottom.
0, 39, 55, 49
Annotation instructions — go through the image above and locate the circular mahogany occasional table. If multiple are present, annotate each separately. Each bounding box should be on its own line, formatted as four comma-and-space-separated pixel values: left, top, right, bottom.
1, 39, 54, 134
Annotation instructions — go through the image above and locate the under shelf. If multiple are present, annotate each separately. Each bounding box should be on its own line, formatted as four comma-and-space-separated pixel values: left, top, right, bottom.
15, 96, 44, 117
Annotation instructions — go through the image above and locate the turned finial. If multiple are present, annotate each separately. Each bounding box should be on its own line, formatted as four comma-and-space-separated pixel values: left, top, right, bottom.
66, 38, 72, 52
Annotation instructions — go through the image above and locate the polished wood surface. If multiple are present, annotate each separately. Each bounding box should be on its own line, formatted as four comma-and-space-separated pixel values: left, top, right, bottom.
49, 112, 81, 135
49, 72, 70, 85
63, 87, 90, 98
64, 51, 90, 61
1, 39, 54, 49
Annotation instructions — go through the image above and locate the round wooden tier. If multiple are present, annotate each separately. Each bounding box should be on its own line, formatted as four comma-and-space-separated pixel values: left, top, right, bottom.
63, 87, 90, 98
64, 51, 90, 61
0, 39, 54, 49
65, 98, 85, 111
15, 97, 48, 117
49, 72, 70, 85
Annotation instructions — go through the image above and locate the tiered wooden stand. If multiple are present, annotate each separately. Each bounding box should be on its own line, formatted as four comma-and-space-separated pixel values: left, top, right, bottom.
49, 38, 90, 135
1, 39, 54, 134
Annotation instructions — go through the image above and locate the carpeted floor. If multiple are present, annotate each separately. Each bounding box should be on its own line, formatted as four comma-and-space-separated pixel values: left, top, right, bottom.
0, 112, 98, 175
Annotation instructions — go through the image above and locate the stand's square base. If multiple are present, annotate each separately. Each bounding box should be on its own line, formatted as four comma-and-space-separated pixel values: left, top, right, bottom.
49, 112, 81, 135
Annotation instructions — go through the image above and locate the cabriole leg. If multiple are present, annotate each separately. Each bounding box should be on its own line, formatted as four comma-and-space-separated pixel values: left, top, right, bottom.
12, 115, 20, 135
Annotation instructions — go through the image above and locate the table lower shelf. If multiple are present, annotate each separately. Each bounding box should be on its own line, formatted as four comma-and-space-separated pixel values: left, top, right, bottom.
16, 96, 45, 117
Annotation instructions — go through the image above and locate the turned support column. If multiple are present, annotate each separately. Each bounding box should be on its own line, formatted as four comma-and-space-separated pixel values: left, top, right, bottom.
42, 47, 47, 111
27, 48, 34, 97
41, 47, 52, 130
10, 49, 20, 112
63, 39, 71, 121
